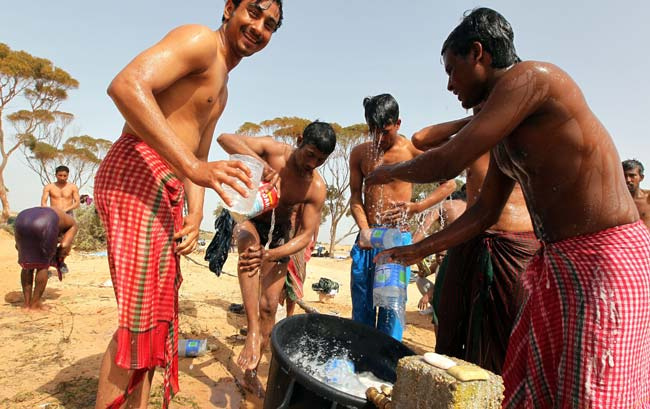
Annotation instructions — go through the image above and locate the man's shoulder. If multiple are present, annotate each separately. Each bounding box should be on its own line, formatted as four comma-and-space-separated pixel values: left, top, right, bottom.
503, 61, 568, 85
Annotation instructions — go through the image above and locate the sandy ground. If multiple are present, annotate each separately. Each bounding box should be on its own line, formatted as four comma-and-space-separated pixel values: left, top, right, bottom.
0, 230, 436, 408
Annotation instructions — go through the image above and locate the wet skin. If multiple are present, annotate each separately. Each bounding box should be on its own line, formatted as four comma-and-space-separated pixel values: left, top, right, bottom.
349, 126, 456, 244
217, 133, 327, 392
94, 2, 281, 407
413, 120, 532, 233
368, 52, 637, 264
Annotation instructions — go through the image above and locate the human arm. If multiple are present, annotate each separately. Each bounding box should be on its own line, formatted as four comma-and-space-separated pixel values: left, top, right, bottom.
66, 185, 80, 213
266, 183, 326, 262
375, 159, 516, 265
107, 25, 252, 201
41, 186, 50, 207
411, 116, 472, 150
366, 64, 550, 186
348, 146, 372, 248
382, 179, 458, 227
53, 208, 78, 258
173, 121, 216, 255
217, 133, 282, 187
418, 285, 434, 311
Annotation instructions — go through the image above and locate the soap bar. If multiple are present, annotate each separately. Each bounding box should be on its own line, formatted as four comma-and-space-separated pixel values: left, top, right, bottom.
423, 352, 457, 370
447, 365, 489, 382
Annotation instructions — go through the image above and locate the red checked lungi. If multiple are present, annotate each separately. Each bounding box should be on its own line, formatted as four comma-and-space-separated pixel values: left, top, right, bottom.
503, 221, 650, 408
286, 241, 314, 300
94, 134, 184, 408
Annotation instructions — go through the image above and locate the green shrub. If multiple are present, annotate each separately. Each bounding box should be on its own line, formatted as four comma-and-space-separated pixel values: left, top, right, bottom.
73, 205, 106, 251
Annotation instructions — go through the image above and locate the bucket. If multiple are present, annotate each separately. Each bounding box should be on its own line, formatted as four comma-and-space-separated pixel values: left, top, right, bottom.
264, 314, 415, 409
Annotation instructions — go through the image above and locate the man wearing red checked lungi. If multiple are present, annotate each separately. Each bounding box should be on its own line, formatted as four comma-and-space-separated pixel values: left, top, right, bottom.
93, 1, 284, 408
367, 7, 650, 408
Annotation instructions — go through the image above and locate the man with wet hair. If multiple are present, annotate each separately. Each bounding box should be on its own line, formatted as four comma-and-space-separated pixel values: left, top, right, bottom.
218, 120, 335, 397
367, 7, 649, 407
410, 108, 539, 374
349, 93, 456, 341
93, 1, 283, 407
41, 165, 80, 215
623, 159, 650, 229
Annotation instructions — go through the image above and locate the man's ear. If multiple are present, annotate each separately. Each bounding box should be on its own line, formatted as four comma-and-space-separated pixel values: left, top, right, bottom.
395, 118, 402, 130
641, 173, 645, 182
296, 135, 304, 147
223, 0, 235, 22
471, 41, 484, 63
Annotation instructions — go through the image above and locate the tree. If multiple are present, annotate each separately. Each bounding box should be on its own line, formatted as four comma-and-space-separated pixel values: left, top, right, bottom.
0, 43, 78, 221
322, 123, 369, 255
21, 133, 112, 190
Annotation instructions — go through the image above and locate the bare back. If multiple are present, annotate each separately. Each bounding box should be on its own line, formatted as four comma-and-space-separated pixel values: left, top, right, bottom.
466, 153, 533, 232
489, 62, 637, 241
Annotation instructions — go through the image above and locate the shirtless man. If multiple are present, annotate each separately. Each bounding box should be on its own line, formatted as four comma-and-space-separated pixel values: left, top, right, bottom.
15, 206, 77, 310
217, 120, 334, 396
367, 8, 648, 406
411, 112, 538, 373
349, 94, 456, 341
623, 159, 650, 229
41, 165, 80, 215
93, 1, 283, 408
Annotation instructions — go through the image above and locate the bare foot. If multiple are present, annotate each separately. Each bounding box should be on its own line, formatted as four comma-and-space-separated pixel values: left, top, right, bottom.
237, 331, 261, 371
241, 369, 265, 399
30, 302, 51, 312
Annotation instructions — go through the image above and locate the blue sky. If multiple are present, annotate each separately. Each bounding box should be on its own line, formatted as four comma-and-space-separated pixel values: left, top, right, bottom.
2, 0, 649, 242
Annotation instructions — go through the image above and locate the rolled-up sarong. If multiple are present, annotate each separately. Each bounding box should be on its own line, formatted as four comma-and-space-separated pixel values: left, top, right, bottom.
503, 221, 650, 408
286, 241, 314, 300
94, 134, 184, 408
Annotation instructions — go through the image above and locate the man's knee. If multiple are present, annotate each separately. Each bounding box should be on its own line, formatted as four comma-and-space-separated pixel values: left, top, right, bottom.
259, 296, 279, 318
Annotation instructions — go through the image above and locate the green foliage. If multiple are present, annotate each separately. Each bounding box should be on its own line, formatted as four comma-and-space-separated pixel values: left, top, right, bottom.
0, 42, 79, 221
72, 205, 106, 251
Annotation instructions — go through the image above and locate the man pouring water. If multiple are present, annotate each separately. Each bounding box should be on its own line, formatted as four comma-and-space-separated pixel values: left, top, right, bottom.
349, 94, 456, 341
217, 120, 336, 397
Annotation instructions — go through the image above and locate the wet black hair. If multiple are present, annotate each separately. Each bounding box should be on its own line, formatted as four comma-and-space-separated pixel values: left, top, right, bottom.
55, 165, 69, 174
622, 159, 645, 176
363, 94, 399, 131
442, 7, 520, 69
301, 121, 336, 155
222, 0, 284, 32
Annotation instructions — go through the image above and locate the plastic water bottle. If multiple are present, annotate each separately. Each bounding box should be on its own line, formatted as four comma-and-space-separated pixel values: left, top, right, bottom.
229, 183, 279, 223
324, 358, 355, 384
222, 154, 264, 213
178, 339, 207, 357
359, 227, 402, 249
373, 256, 407, 325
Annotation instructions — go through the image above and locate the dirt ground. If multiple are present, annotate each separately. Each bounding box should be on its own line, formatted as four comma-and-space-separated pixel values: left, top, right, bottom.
0, 230, 436, 408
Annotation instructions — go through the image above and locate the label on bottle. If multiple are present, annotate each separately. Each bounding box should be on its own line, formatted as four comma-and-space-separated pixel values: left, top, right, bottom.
369, 228, 389, 248
184, 340, 200, 357
230, 183, 279, 222
374, 262, 407, 290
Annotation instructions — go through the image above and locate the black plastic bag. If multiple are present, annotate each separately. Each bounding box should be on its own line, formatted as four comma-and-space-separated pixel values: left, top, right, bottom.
204, 209, 235, 276
311, 277, 340, 294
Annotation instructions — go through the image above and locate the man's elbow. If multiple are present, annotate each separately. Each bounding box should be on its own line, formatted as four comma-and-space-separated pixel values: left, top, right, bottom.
107, 74, 137, 104
411, 131, 427, 150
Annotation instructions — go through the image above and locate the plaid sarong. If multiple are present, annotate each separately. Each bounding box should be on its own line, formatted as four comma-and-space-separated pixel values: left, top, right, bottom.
94, 134, 184, 408
503, 221, 650, 408
434, 230, 539, 374
286, 241, 314, 300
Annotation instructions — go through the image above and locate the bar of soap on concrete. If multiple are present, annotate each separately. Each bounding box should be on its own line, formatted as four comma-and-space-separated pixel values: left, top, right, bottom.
392, 355, 503, 409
